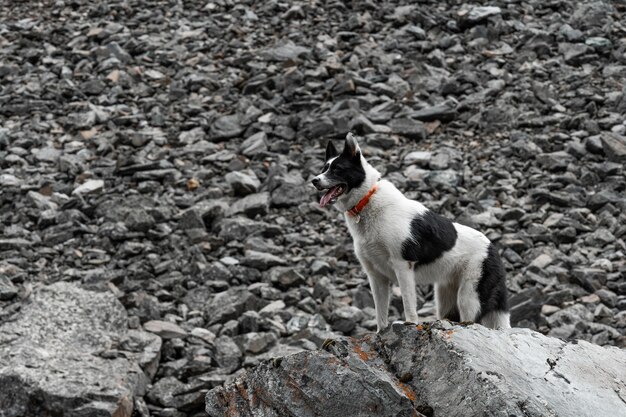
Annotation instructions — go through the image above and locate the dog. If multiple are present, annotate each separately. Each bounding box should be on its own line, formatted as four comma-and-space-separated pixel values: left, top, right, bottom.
312, 133, 510, 331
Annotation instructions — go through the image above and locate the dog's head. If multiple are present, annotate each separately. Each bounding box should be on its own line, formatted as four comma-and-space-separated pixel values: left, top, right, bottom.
312, 133, 367, 208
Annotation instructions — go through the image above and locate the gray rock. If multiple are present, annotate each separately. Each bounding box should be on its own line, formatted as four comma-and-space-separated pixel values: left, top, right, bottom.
529, 254, 553, 271
26, 191, 57, 210
95, 41, 131, 62
470, 211, 502, 228
259, 300, 286, 315
0, 174, 22, 186
72, 179, 104, 195
570, 1, 615, 31
586, 37, 612, 50
411, 104, 457, 122
213, 335, 242, 373
403, 151, 432, 166
501, 208, 525, 221
310, 260, 331, 275
571, 268, 607, 292
547, 304, 594, 328
228, 192, 270, 218
510, 288, 544, 326
268, 267, 305, 290
119, 329, 162, 380
207, 323, 626, 417
537, 151, 574, 171
559, 24, 583, 42
428, 152, 450, 170
0, 283, 147, 417
33, 146, 61, 163
585, 135, 604, 154
144, 320, 187, 339
218, 217, 269, 242
601, 133, 626, 162
178, 127, 205, 144
240, 131, 268, 156
270, 182, 310, 208
587, 189, 623, 210
389, 118, 427, 140
178, 208, 205, 230
349, 114, 381, 135
210, 114, 244, 141
561, 43, 592, 65
585, 228, 615, 246
147, 376, 185, 408
261, 40, 311, 61
459, 6, 501, 29
238, 332, 278, 354
595, 289, 618, 308
0, 276, 18, 300
225, 171, 261, 196
241, 250, 287, 271
426, 169, 460, 187
205, 288, 267, 325
146, 376, 205, 412
330, 306, 363, 333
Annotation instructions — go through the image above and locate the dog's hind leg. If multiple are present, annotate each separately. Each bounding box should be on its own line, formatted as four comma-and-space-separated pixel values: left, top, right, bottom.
435, 282, 460, 322
361, 260, 391, 332
457, 279, 481, 323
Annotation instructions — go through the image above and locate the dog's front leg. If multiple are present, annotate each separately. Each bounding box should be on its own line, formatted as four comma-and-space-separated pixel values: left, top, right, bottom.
361, 260, 390, 332
395, 266, 419, 324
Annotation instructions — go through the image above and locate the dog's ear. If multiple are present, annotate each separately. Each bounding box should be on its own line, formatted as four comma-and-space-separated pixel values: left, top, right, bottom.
343, 132, 361, 157
325, 140, 338, 160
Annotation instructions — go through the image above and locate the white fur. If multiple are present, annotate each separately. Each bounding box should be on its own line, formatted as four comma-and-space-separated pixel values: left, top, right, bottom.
330, 151, 509, 332
480, 311, 511, 329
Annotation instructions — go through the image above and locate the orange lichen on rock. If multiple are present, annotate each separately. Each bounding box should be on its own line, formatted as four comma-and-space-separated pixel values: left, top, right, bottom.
353, 343, 377, 362
397, 382, 417, 402
326, 356, 341, 366
223, 390, 239, 417
443, 329, 455, 340
251, 385, 265, 408
236, 382, 249, 402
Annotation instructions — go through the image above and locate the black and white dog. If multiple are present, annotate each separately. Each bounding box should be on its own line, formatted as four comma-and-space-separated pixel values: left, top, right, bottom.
312, 133, 510, 331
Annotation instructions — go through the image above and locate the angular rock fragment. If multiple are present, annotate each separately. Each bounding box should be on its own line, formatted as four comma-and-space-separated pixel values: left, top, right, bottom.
72, 179, 104, 195
0, 283, 151, 417
144, 320, 187, 339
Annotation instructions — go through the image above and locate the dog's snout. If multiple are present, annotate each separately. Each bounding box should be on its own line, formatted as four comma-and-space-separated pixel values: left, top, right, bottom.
312, 177, 321, 187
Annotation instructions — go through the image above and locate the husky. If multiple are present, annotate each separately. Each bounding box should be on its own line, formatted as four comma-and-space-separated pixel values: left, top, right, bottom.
312, 133, 510, 332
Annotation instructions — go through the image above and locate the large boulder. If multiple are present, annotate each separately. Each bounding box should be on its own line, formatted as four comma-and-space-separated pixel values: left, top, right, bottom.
0, 282, 159, 417
206, 322, 626, 417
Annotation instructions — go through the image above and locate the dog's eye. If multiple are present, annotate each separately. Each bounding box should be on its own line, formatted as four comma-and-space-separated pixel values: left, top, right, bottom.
323, 163, 330, 172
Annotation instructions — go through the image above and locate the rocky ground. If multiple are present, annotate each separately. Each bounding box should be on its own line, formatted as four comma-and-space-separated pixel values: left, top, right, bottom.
206, 322, 626, 417
1, 0, 625, 416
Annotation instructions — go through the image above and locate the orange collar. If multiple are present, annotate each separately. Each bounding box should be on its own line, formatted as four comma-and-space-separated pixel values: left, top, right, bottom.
347, 183, 378, 218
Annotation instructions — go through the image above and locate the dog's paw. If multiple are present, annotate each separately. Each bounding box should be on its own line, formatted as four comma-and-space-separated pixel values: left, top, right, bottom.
392, 320, 418, 326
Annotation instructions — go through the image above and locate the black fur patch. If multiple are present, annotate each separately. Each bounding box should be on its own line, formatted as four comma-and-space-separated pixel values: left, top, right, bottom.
324, 147, 365, 191
443, 309, 460, 323
402, 211, 458, 266
476, 243, 509, 320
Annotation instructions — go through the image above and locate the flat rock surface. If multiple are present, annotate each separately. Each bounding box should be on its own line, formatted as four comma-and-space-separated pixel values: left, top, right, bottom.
0, 283, 152, 417
206, 322, 626, 417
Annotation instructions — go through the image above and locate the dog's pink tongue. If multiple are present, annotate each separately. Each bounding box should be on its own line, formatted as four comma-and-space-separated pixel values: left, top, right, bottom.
320, 186, 340, 208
